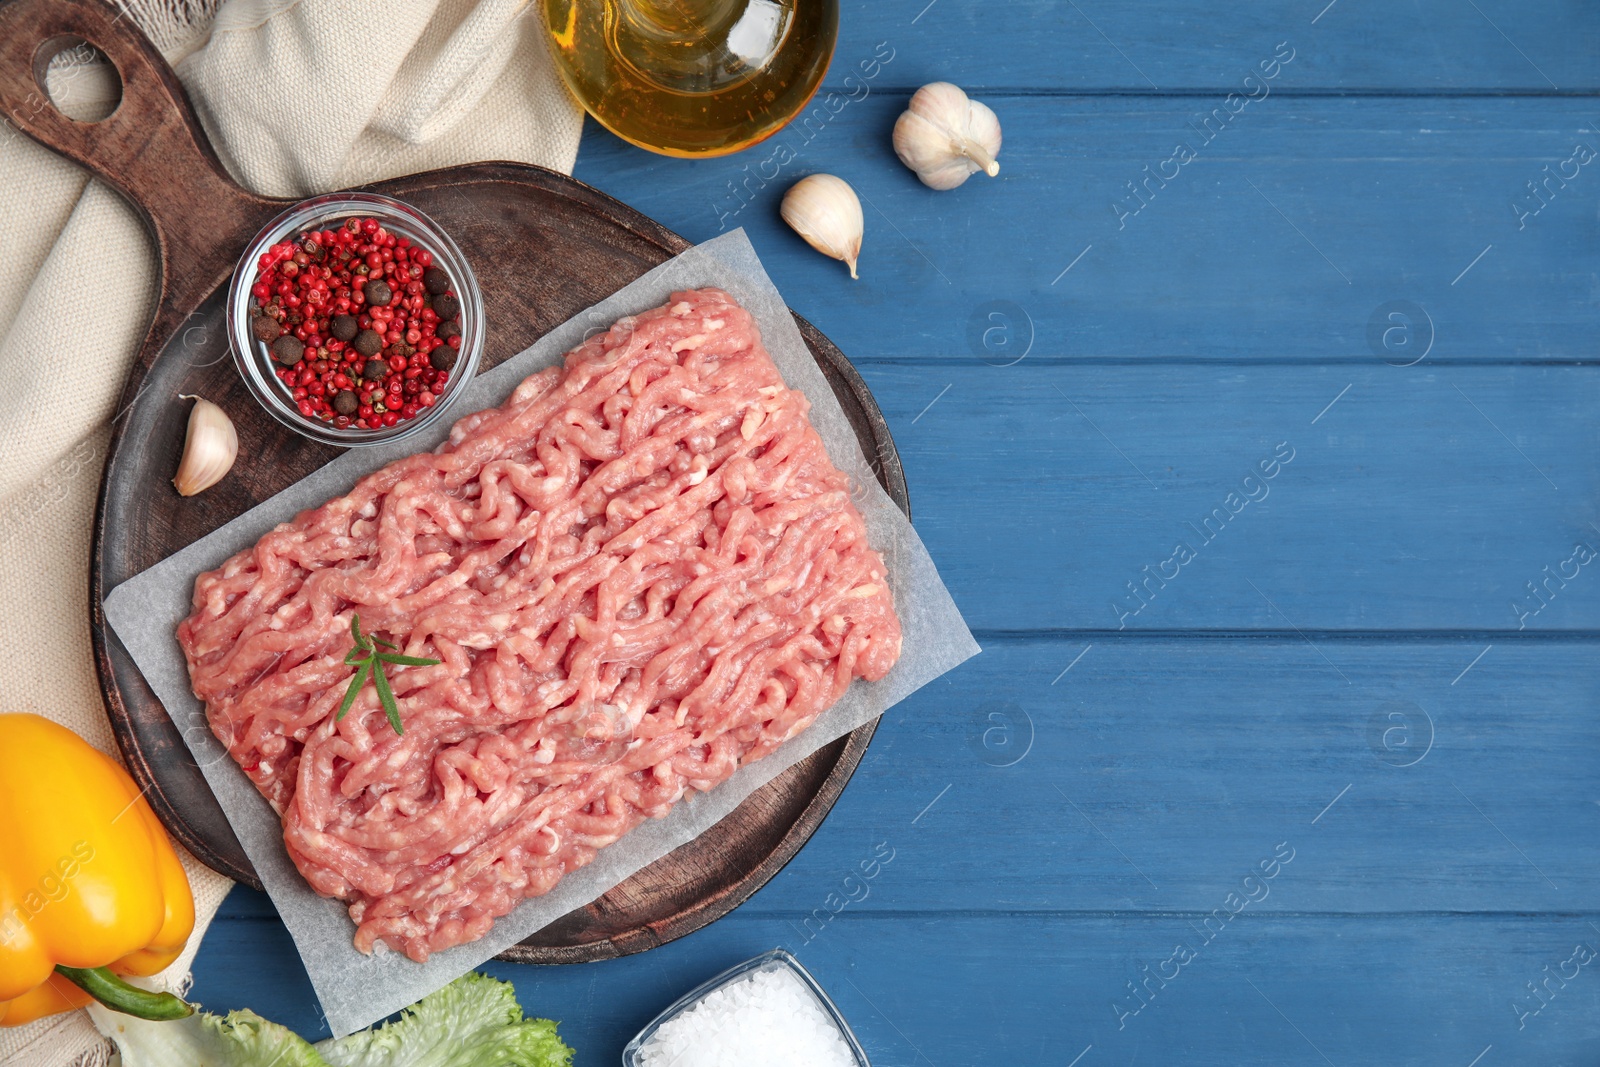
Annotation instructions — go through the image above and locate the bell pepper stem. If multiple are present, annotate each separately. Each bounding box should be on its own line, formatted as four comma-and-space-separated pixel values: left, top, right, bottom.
53, 965, 194, 1021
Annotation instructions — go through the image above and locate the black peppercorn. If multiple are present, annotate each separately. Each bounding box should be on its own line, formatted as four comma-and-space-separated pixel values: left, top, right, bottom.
251, 313, 281, 343
429, 346, 457, 372
423, 267, 450, 295
272, 335, 305, 366
435, 320, 460, 341
353, 329, 383, 357
363, 359, 389, 381
330, 314, 358, 342
431, 293, 460, 321
365, 278, 393, 307
333, 389, 359, 415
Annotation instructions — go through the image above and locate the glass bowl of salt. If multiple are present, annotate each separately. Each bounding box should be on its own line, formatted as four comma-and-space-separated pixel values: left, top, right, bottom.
622, 948, 871, 1067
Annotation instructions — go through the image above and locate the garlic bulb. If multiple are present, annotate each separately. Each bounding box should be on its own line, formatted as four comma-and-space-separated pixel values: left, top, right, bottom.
780, 174, 863, 279
893, 82, 1002, 190
173, 395, 237, 496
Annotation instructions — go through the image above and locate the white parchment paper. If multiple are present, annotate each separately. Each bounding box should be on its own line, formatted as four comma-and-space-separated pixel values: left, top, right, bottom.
104, 229, 979, 1036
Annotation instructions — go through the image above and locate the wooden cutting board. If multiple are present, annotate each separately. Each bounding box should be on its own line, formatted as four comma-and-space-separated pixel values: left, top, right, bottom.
0, 0, 907, 965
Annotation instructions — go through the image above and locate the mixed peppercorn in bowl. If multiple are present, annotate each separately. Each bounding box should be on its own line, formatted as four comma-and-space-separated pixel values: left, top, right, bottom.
226, 192, 484, 447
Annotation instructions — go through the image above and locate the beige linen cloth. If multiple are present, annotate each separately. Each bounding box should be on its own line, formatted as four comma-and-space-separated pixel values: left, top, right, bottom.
0, 1, 580, 1063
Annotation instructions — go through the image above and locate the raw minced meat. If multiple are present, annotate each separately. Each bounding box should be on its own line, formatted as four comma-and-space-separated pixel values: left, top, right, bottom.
177, 289, 902, 960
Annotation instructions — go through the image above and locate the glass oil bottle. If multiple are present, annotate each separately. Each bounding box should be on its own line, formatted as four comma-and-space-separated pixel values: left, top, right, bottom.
542, 0, 839, 157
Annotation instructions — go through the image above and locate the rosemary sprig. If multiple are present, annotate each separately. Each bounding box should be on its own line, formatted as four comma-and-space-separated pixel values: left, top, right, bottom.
338, 614, 439, 736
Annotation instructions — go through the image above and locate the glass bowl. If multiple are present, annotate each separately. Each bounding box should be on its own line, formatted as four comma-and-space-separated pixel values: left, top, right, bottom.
621, 948, 871, 1066
226, 191, 485, 448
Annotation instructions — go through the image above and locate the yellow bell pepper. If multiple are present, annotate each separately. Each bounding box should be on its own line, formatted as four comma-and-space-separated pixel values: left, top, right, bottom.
0, 714, 195, 1026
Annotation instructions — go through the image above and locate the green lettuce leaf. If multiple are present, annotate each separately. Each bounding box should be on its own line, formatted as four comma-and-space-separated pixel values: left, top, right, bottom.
91, 973, 571, 1067
92, 1002, 330, 1067
316, 973, 572, 1067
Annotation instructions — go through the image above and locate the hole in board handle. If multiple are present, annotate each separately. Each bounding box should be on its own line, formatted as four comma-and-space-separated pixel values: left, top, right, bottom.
33, 35, 123, 123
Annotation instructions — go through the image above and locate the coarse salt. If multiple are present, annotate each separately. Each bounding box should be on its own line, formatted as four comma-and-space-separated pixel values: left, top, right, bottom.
636, 964, 860, 1067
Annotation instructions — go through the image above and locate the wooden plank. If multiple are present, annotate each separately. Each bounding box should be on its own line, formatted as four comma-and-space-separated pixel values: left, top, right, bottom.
793, 912, 1600, 1067
573, 96, 1600, 363
822, 0, 1600, 93
733, 636, 1600, 913
859, 362, 1600, 632
194, 902, 1600, 1067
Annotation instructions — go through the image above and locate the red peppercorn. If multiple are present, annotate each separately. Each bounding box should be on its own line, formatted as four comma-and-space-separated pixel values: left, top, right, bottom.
250, 215, 461, 432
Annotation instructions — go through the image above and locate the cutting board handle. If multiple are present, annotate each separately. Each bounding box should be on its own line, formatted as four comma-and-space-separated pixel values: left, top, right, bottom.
0, 0, 279, 337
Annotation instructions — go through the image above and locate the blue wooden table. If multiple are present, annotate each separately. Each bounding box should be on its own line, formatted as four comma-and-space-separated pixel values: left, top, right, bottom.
191, 3, 1600, 1063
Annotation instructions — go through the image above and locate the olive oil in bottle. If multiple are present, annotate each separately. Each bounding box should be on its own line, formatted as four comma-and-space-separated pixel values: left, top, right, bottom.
542, 0, 839, 157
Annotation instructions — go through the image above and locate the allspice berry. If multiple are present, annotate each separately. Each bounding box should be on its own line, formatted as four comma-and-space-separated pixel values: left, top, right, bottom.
436, 320, 460, 342
353, 329, 383, 357
330, 314, 358, 342
423, 267, 451, 295
363, 359, 389, 381
251, 313, 281, 343
365, 278, 393, 307
429, 346, 457, 372
431, 293, 460, 321
333, 389, 359, 415
272, 335, 305, 366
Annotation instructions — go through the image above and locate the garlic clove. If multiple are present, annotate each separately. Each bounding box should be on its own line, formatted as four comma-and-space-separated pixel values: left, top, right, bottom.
173, 395, 238, 496
893, 81, 1003, 191
780, 174, 863, 279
